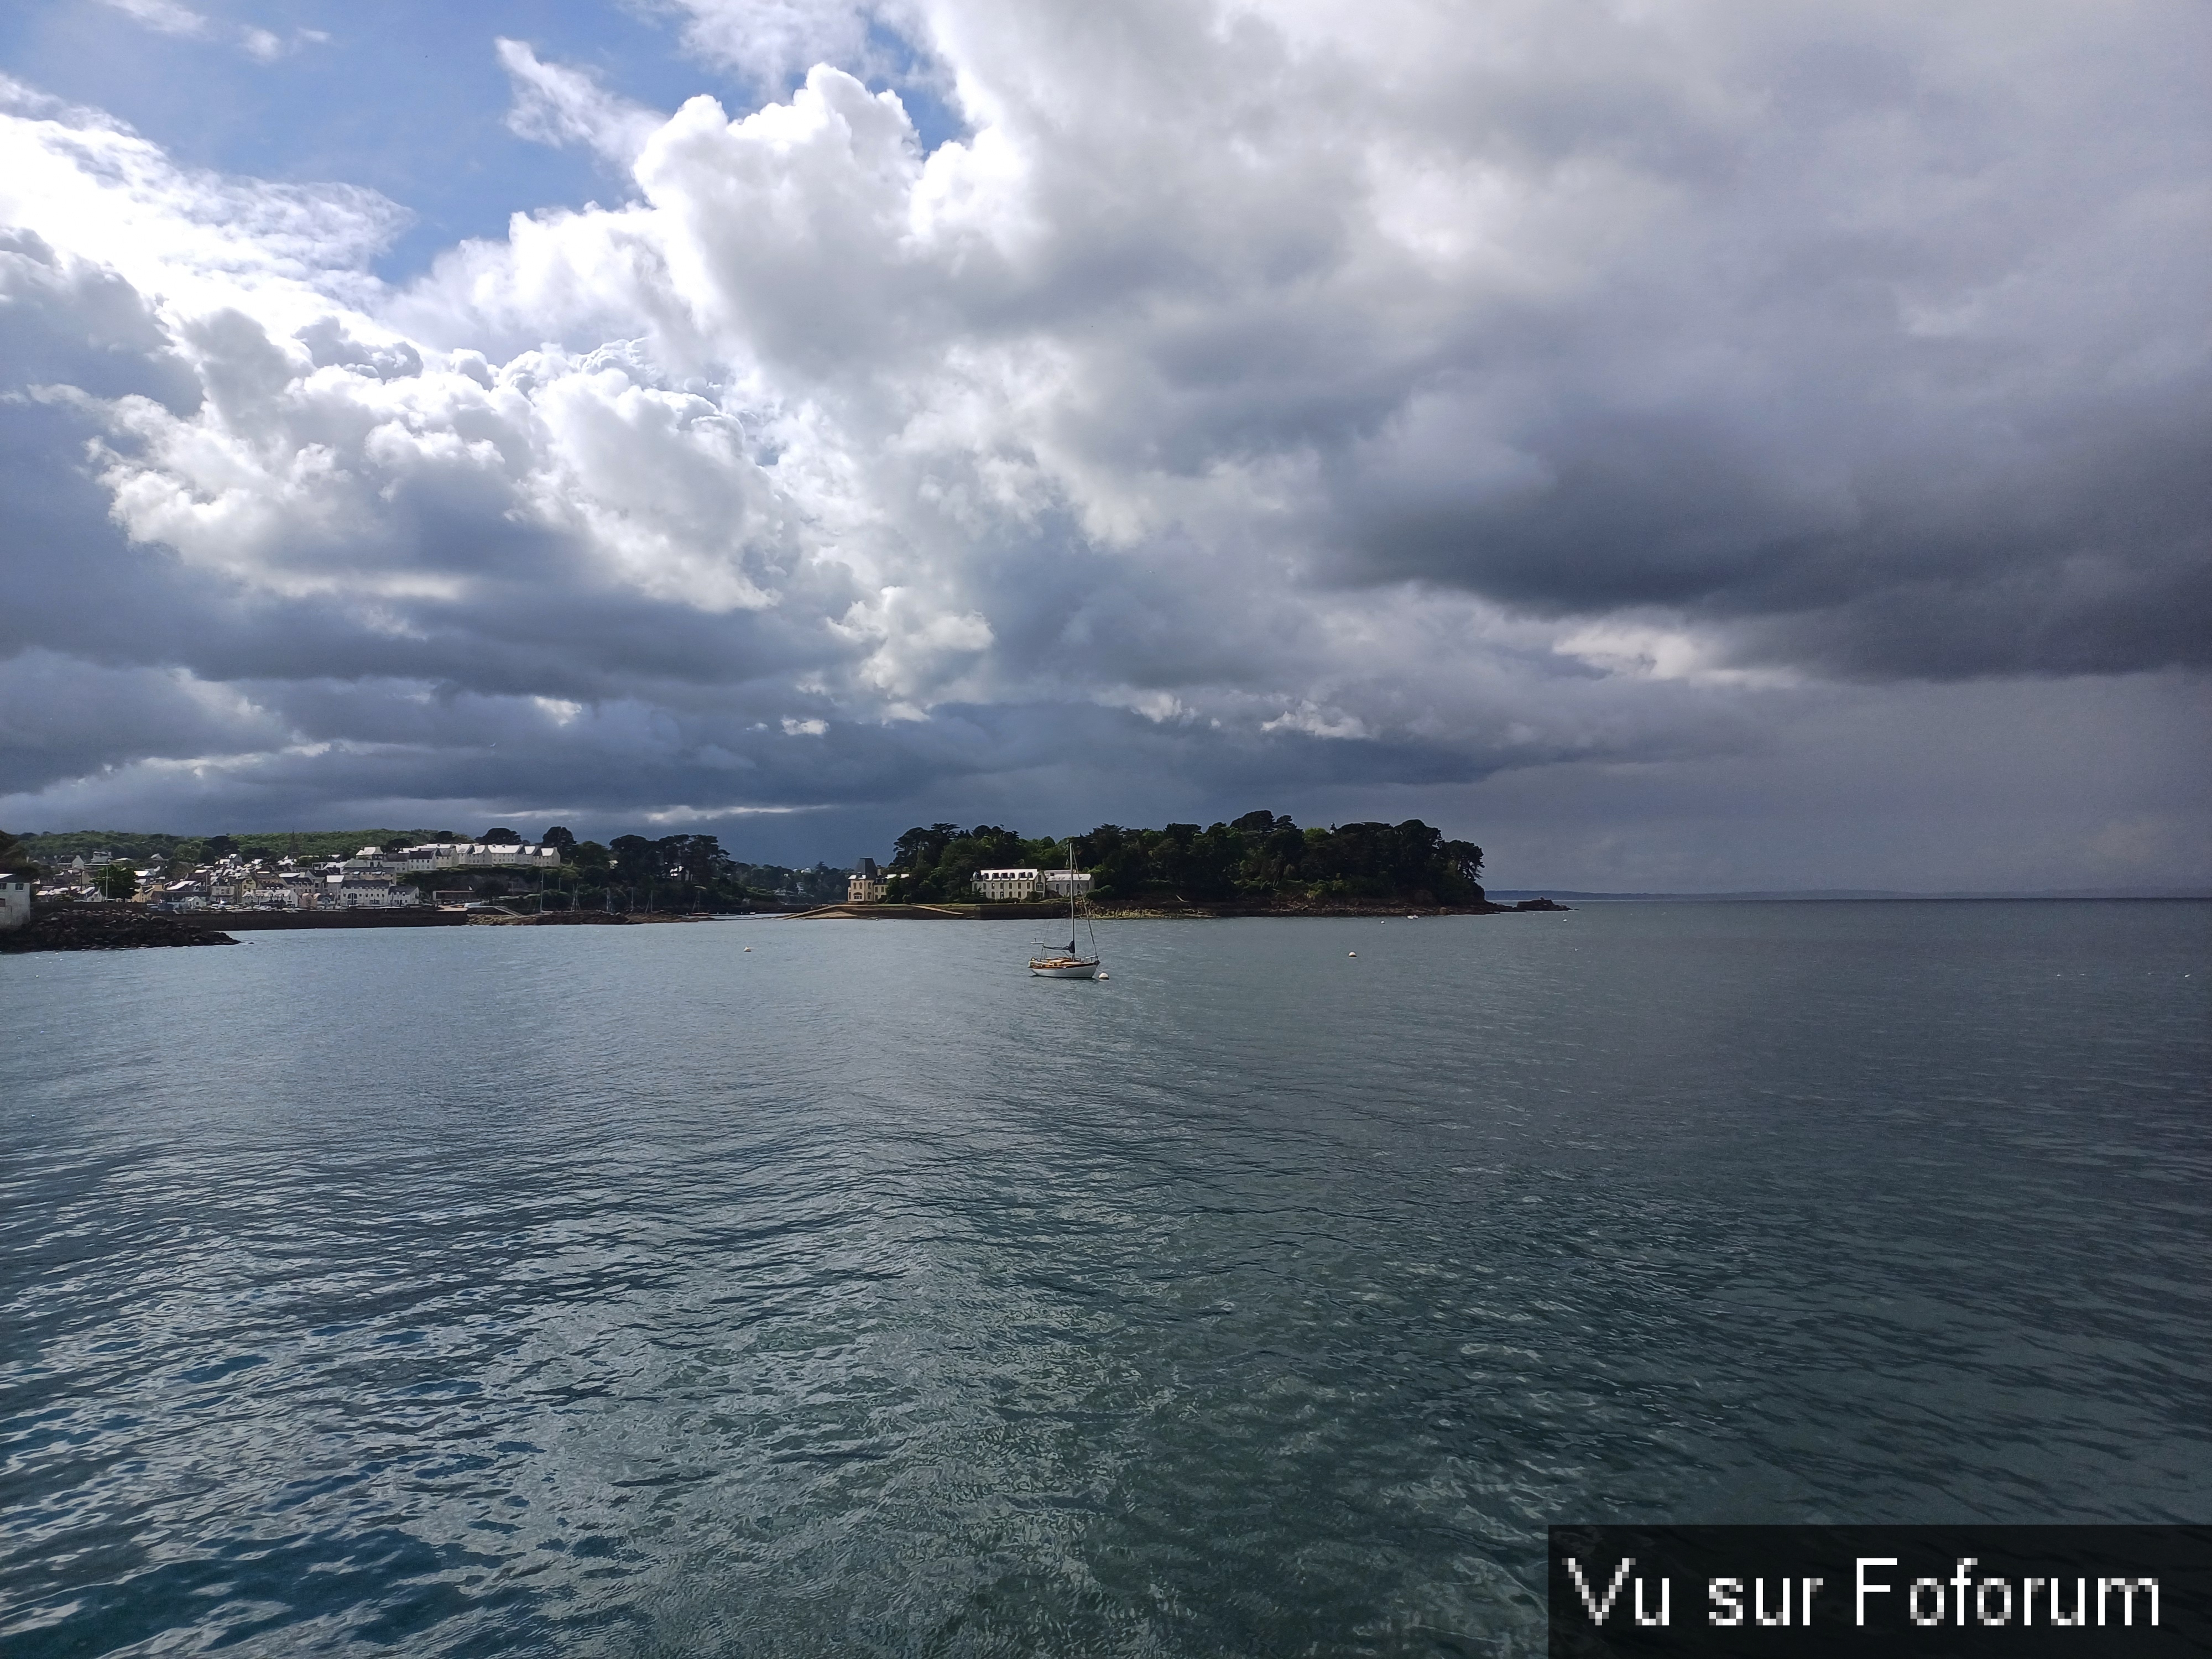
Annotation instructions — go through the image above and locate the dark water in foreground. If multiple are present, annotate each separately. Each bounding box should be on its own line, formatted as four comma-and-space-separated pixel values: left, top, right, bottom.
3, 901, 2207, 1657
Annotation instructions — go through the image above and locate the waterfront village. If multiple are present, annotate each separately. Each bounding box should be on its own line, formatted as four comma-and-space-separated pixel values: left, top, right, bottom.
41, 837, 562, 914
19, 845, 1084, 917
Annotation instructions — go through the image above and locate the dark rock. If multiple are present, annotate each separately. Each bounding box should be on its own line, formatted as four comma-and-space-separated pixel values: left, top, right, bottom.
2, 904, 238, 952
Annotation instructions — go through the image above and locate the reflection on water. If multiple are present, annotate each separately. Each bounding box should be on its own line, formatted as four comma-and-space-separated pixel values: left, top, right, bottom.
3, 902, 2208, 1655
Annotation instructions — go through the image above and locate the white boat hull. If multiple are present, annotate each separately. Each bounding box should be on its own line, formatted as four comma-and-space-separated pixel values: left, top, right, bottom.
1029, 959, 1100, 978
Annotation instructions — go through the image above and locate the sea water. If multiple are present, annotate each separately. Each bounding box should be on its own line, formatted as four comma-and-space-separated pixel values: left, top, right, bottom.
2, 901, 2206, 1656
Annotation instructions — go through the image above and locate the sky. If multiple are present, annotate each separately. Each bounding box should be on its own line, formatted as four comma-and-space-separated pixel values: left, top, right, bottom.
1, 0, 2206, 891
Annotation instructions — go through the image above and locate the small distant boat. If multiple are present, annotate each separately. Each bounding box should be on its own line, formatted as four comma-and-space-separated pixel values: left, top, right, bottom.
1030, 850, 1102, 979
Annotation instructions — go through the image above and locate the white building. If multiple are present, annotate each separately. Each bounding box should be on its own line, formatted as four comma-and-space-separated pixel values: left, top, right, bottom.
205, 867, 280, 906
329, 875, 422, 910
1043, 870, 1094, 897
328, 843, 556, 885
0, 876, 32, 932
414, 842, 561, 870
973, 867, 1043, 901
333, 844, 557, 882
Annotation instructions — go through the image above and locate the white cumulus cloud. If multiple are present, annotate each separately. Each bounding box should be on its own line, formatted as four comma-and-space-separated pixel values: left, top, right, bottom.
1, 1, 2208, 884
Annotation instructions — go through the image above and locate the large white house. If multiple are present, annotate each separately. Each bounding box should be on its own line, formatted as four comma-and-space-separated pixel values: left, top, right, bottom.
972, 866, 1095, 901
329, 874, 421, 909
973, 867, 1042, 900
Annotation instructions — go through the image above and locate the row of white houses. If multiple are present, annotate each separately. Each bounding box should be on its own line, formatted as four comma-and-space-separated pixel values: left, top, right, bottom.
338, 841, 563, 876
163, 873, 421, 911
28, 838, 571, 914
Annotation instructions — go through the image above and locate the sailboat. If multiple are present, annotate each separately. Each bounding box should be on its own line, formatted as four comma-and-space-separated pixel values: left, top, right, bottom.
1029, 850, 1102, 978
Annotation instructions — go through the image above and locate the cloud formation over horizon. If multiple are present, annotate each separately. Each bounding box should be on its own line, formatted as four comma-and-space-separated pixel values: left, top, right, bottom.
2, 1, 2208, 884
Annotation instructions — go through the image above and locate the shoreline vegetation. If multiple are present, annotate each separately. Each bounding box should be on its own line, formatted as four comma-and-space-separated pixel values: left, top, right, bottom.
791, 898, 1567, 920
0, 816, 1567, 953
864, 813, 1499, 912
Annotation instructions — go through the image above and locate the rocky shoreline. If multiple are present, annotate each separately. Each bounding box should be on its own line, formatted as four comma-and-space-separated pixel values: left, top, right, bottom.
2, 905, 238, 953
465, 910, 643, 925
0, 904, 675, 950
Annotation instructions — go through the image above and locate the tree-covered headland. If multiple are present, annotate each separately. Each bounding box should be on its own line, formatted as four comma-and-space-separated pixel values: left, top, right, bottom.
884, 813, 1484, 908
520, 832, 847, 912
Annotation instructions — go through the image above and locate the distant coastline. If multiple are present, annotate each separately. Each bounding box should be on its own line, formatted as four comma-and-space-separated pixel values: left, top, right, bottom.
1484, 888, 2212, 902
790, 897, 1569, 920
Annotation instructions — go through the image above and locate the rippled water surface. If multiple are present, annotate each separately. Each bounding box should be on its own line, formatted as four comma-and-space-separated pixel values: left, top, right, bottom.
4, 901, 2208, 1656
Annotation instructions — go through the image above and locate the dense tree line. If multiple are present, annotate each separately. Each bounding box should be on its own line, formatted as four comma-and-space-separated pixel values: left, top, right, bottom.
885, 812, 1484, 906
884, 824, 1071, 901
545, 831, 846, 912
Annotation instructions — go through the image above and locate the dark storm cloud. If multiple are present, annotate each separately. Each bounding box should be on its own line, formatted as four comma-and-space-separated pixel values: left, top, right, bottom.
1340, 393, 2212, 677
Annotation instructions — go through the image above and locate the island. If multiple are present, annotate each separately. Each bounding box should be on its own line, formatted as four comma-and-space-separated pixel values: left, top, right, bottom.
796, 814, 1567, 917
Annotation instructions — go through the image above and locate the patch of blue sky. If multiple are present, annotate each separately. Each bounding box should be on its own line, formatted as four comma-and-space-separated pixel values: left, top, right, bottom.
0, 0, 963, 284
857, 12, 965, 155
